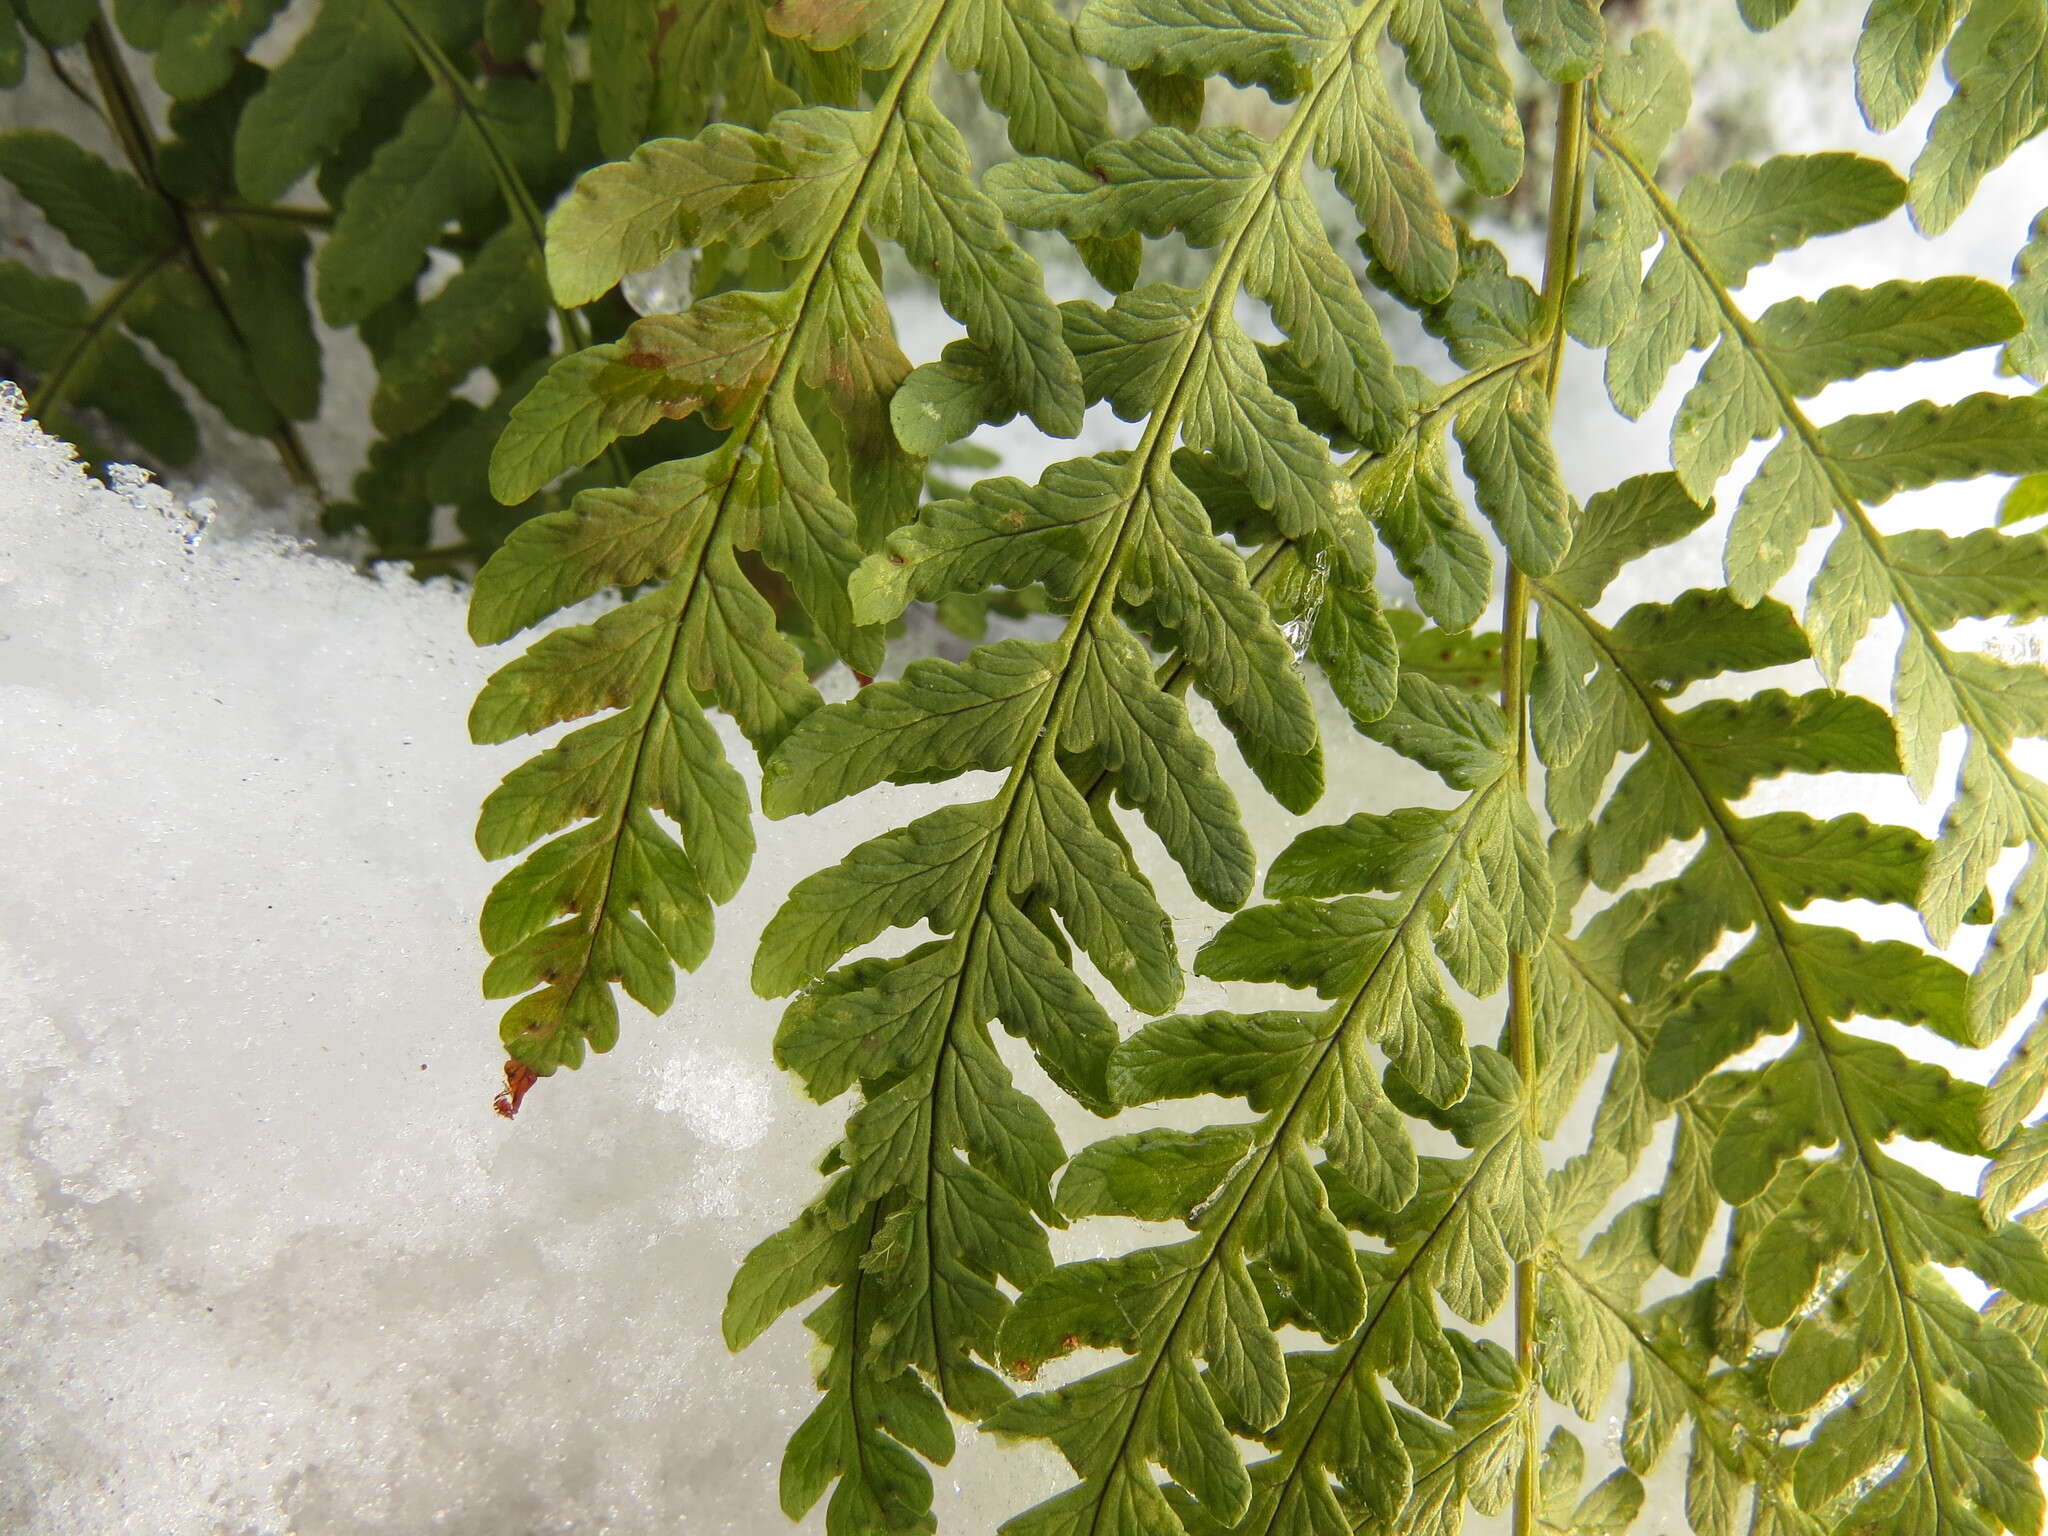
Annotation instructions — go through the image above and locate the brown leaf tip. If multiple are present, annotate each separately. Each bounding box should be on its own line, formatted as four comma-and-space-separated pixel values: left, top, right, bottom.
494, 1060, 539, 1119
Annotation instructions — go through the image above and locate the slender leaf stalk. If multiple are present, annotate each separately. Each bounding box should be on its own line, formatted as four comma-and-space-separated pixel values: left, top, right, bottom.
80, 21, 323, 496
1507, 76, 1586, 1536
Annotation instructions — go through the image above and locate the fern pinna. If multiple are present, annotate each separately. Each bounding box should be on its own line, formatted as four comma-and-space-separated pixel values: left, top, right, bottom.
437, 0, 2048, 1534
468, 0, 1124, 1078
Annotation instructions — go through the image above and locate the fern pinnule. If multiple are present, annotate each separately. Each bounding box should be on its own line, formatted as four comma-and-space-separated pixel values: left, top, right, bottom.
1729, 0, 2048, 233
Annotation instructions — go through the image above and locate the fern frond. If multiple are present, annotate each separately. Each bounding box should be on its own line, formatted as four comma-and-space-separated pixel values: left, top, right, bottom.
1156, 711, 1735, 1536
1169, 1036, 1540, 1536
1581, 33, 2048, 1051
719, 1, 1539, 1523
464, 0, 1110, 1076
231, 0, 606, 556
1532, 488, 2048, 1534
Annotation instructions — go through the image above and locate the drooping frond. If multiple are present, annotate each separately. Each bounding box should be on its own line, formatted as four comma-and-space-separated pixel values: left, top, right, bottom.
1579, 32, 2048, 1054
1531, 459, 2048, 1535
719, 0, 1547, 1524
465, 0, 1106, 1076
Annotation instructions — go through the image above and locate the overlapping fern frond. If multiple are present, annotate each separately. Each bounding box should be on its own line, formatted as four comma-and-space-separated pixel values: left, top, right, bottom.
1528, 456, 2048, 1533
467, 0, 1128, 1077
713, 6, 1622, 1532
29, 4, 2048, 1534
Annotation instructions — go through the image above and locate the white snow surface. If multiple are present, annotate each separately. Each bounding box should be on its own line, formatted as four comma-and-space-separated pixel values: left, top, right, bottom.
9, 14, 2048, 1531
0, 390, 1409, 1534
0, 402, 854, 1533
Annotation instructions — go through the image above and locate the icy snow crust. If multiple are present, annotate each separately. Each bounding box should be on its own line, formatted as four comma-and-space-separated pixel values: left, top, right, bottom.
0, 404, 838, 1532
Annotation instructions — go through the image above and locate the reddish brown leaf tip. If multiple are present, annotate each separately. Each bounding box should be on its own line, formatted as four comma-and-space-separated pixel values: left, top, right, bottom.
493, 1060, 539, 1119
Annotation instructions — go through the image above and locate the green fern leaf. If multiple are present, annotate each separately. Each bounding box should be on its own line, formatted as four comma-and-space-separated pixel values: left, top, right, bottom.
368, 225, 550, 436
1566, 31, 1685, 349
0, 260, 196, 464
1584, 46, 2048, 1048
317, 78, 562, 327
1501, 0, 1601, 83
112, 0, 286, 101
1535, 517, 2048, 1535
0, 113, 320, 458
12, 0, 95, 48
1733, 0, 2042, 232
2012, 207, 2048, 381
1387, 0, 1523, 196
234, 0, 461, 203
0, 130, 176, 276
1908, 0, 2048, 233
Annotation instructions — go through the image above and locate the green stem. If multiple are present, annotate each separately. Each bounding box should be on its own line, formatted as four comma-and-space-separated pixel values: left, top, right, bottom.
376, 0, 579, 344
80, 22, 324, 498
1507, 75, 1587, 1536
189, 201, 335, 229
375, 0, 634, 492
80, 23, 156, 190
36, 42, 102, 116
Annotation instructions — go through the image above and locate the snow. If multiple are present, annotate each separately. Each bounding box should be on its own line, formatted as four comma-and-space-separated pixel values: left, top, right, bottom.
0, 382, 1423, 1532
0, 394, 967, 1532
8, 13, 2048, 1532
